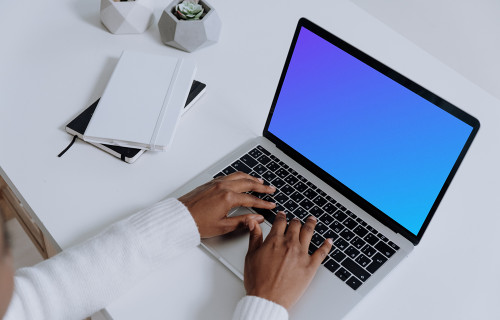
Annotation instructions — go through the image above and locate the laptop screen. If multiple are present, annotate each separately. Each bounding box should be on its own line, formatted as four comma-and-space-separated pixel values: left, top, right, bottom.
266, 24, 477, 239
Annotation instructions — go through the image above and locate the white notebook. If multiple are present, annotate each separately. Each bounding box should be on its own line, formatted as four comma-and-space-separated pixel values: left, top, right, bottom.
83, 51, 197, 151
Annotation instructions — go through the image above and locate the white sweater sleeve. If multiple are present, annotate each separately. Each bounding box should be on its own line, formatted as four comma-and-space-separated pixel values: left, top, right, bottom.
232, 296, 288, 320
4, 198, 200, 320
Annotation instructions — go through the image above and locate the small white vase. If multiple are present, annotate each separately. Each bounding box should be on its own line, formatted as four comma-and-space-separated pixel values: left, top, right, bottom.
100, 0, 154, 35
158, 0, 222, 52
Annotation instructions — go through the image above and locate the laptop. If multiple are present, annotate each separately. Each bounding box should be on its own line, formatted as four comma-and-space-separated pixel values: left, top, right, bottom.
170, 18, 480, 319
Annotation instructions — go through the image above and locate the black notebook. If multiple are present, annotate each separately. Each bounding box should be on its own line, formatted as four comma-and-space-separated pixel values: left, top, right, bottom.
64, 80, 206, 163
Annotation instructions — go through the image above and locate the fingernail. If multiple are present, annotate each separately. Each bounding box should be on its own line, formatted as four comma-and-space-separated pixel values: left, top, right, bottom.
269, 185, 276, 191
307, 215, 316, 221
258, 178, 264, 183
327, 238, 333, 244
279, 211, 286, 216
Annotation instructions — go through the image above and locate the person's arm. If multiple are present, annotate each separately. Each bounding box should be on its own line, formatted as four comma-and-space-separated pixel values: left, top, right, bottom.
5, 172, 275, 320
232, 212, 333, 320
5, 198, 199, 320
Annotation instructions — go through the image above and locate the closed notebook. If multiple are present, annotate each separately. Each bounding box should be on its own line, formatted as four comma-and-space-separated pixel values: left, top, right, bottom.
83, 50, 197, 151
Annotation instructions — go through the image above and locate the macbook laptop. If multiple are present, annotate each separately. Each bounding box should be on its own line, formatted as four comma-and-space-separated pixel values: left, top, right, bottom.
170, 18, 480, 319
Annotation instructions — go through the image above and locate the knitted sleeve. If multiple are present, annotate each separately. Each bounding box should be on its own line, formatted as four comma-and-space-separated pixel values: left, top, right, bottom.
4, 198, 200, 320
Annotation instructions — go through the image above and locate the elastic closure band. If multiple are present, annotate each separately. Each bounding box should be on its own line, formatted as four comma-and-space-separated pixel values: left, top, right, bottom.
149, 59, 183, 150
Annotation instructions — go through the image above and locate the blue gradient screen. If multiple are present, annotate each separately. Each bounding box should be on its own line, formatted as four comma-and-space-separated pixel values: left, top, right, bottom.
268, 27, 473, 235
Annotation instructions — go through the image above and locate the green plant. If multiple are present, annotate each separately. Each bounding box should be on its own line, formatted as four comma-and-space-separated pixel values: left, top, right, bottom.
175, 0, 204, 20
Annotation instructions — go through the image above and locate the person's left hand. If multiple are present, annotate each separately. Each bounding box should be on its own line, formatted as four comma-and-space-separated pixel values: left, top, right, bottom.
178, 172, 276, 238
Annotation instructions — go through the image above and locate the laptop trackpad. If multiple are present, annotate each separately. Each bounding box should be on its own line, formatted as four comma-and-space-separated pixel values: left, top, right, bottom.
201, 207, 272, 279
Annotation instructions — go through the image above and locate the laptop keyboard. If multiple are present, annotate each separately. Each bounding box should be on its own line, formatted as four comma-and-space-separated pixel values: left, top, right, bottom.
213, 145, 400, 291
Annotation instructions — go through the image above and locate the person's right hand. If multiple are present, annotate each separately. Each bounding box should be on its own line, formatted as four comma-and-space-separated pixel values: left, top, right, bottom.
243, 211, 333, 310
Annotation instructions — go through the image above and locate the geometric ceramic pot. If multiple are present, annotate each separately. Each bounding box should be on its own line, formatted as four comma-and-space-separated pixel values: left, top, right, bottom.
158, 0, 222, 52
100, 0, 154, 34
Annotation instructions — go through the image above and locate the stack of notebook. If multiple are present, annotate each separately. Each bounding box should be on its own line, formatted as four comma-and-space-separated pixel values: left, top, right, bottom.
63, 50, 206, 163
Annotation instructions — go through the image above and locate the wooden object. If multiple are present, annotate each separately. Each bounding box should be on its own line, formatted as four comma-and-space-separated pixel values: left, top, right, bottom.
0, 176, 57, 259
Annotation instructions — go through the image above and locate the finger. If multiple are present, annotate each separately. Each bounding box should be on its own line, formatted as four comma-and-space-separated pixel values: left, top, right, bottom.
268, 211, 288, 236
230, 192, 276, 210
311, 238, 333, 266
247, 219, 263, 254
299, 215, 317, 248
221, 179, 276, 194
224, 213, 265, 233
222, 171, 262, 183
285, 217, 302, 241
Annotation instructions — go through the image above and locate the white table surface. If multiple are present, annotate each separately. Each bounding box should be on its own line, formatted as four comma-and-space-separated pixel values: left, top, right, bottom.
1, 0, 499, 319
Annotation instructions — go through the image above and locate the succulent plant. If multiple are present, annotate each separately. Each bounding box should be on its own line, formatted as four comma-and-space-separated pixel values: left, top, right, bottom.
175, 0, 204, 20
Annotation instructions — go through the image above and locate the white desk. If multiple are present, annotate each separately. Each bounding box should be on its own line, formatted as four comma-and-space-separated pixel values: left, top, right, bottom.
1, 0, 499, 319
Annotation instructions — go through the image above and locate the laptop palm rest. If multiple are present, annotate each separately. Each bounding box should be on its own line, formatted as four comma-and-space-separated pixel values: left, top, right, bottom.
201, 207, 272, 279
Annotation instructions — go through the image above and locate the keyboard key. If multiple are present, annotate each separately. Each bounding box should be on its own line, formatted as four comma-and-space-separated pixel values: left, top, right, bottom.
270, 177, 286, 188
299, 198, 314, 210
310, 206, 324, 217
331, 220, 344, 233
324, 259, 340, 273
257, 155, 271, 165
313, 195, 328, 207
294, 207, 308, 220
388, 241, 400, 251
294, 181, 308, 192
333, 210, 347, 222
340, 229, 355, 241
361, 244, 377, 258
267, 161, 280, 171
274, 193, 289, 204
256, 145, 271, 155
344, 246, 360, 259
346, 276, 363, 290
323, 229, 337, 241
303, 188, 318, 200
231, 160, 251, 174
319, 213, 334, 226
249, 148, 262, 159
342, 217, 358, 230
311, 233, 325, 247
290, 191, 305, 204
366, 252, 388, 273
213, 172, 224, 178
375, 241, 396, 258
330, 249, 347, 263
281, 184, 295, 196
335, 267, 351, 281
262, 171, 277, 183
252, 207, 276, 224
334, 238, 349, 251
240, 154, 258, 168
283, 200, 299, 212
222, 166, 236, 175
341, 258, 370, 282
323, 203, 337, 214
346, 210, 357, 219
355, 253, 371, 268
284, 175, 298, 186
253, 164, 267, 175
351, 237, 366, 250
315, 222, 328, 235
364, 233, 379, 246
353, 225, 369, 238
276, 168, 289, 178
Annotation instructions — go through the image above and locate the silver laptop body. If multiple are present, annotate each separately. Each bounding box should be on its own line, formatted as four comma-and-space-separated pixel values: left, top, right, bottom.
170, 18, 479, 319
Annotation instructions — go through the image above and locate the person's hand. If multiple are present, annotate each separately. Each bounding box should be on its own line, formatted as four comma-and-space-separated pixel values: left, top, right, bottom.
178, 172, 276, 238
243, 212, 333, 310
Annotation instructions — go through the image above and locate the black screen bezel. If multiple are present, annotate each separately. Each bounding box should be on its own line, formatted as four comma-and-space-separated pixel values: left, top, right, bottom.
263, 18, 480, 245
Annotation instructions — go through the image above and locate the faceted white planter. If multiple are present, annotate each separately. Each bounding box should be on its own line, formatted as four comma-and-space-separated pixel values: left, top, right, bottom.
100, 0, 154, 35
158, 0, 222, 52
